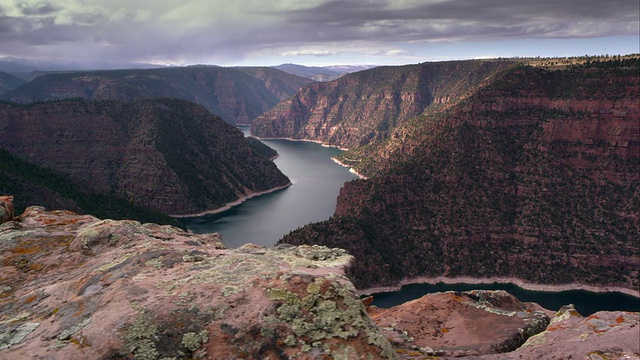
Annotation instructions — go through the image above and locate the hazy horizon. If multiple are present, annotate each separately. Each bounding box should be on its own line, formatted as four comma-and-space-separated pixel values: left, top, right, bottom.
0, 0, 638, 69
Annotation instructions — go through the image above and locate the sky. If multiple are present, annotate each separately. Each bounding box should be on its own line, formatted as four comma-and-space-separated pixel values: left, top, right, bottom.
0, 0, 638, 68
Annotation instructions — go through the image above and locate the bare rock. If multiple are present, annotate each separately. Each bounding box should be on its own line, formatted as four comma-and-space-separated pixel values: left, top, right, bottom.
464, 305, 640, 359
0, 196, 13, 224
371, 290, 551, 357
0, 208, 395, 359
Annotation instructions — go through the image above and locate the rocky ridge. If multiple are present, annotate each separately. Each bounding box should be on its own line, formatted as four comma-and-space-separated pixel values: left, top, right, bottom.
0, 71, 26, 94
0, 204, 394, 359
1, 66, 312, 124
252, 60, 516, 149
280, 61, 639, 291
0, 98, 290, 216
0, 198, 637, 359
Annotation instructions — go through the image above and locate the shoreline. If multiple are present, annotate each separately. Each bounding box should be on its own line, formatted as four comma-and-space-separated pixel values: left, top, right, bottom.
357, 276, 640, 298
331, 157, 367, 180
170, 183, 292, 218
253, 135, 350, 151
252, 134, 368, 179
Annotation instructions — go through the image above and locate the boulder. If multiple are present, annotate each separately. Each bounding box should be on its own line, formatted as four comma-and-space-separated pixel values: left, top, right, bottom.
462, 305, 640, 359
370, 290, 551, 357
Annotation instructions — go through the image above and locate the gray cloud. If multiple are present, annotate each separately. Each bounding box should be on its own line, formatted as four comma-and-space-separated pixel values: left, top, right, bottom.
16, 0, 58, 16
0, 0, 637, 66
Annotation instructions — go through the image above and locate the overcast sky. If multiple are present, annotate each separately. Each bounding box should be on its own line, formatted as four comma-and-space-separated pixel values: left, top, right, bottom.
1, 0, 638, 67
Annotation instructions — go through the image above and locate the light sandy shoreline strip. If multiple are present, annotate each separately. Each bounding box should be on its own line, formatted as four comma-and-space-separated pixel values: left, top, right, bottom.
254, 135, 350, 151
331, 157, 367, 180
358, 275, 640, 298
254, 135, 367, 179
170, 183, 291, 218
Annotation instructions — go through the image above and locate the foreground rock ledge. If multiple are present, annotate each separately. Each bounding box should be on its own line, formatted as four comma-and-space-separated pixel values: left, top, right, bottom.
0, 206, 394, 359
1, 206, 638, 359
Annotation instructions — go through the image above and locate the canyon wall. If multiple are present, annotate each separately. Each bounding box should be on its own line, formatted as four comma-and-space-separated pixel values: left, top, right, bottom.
251, 60, 516, 149
280, 63, 640, 291
0, 98, 290, 215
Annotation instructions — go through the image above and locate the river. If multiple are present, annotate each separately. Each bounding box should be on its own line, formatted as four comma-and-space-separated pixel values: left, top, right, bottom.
179, 128, 639, 313
370, 282, 640, 316
178, 126, 358, 248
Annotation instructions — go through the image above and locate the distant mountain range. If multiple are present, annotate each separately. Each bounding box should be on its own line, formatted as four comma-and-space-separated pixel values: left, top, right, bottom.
0, 66, 312, 124
273, 63, 377, 82
0, 70, 26, 95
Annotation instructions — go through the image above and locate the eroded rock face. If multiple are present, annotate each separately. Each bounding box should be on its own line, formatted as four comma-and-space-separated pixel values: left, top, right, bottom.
0, 196, 13, 224
0, 207, 394, 359
0, 98, 290, 215
370, 290, 551, 358
463, 305, 640, 359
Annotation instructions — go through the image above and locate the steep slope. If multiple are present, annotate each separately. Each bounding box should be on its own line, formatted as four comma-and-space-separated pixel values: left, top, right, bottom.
236, 66, 313, 102
0, 71, 26, 94
0, 98, 290, 215
273, 64, 376, 82
279, 63, 640, 291
252, 60, 516, 149
0, 148, 182, 227
1, 66, 312, 124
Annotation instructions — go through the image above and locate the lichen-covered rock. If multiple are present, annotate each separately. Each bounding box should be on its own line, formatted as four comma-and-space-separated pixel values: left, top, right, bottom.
0, 196, 13, 224
462, 305, 640, 359
0, 207, 395, 359
371, 290, 551, 357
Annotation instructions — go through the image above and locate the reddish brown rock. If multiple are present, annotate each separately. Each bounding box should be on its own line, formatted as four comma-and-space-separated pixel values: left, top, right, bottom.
463, 305, 640, 359
0, 98, 290, 215
0, 207, 394, 359
0, 196, 13, 224
370, 290, 550, 357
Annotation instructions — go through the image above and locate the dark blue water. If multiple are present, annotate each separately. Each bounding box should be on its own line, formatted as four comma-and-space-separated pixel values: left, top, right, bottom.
178, 127, 357, 248
370, 282, 640, 315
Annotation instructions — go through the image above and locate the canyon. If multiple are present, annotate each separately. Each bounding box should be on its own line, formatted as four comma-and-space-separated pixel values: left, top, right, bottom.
0, 198, 637, 359
275, 59, 639, 292
0, 56, 638, 358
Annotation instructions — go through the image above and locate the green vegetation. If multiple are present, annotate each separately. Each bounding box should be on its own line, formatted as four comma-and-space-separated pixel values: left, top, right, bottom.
246, 136, 279, 159
0, 147, 183, 227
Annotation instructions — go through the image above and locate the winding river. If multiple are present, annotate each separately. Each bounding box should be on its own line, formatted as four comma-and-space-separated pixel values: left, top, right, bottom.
178, 126, 358, 248
179, 127, 639, 313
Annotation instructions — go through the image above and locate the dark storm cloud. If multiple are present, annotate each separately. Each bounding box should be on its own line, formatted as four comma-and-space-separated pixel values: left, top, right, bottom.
282, 0, 639, 41
0, 0, 637, 66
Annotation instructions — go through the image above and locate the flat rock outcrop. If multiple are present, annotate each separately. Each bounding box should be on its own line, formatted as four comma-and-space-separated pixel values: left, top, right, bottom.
463, 305, 640, 359
0, 206, 394, 359
370, 290, 551, 357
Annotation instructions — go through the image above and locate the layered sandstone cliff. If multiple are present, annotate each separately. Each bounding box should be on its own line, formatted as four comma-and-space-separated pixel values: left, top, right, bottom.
0, 98, 290, 215
280, 62, 639, 291
251, 60, 515, 149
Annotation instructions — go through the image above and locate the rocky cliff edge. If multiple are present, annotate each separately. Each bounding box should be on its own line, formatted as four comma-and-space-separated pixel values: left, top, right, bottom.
0, 203, 395, 359
0, 197, 637, 359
